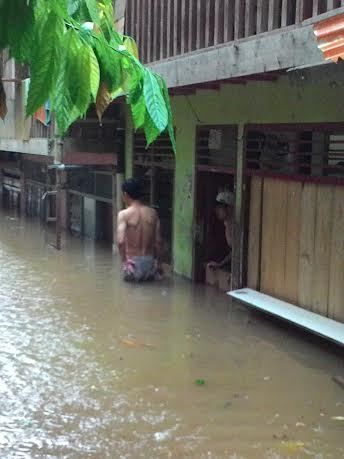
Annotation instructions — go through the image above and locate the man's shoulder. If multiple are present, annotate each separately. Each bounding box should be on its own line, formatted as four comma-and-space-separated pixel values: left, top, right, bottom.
118, 208, 131, 220
142, 204, 157, 214
143, 205, 158, 220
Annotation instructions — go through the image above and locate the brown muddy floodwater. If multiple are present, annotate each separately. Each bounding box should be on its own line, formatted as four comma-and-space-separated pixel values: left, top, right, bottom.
0, 210, 343, 459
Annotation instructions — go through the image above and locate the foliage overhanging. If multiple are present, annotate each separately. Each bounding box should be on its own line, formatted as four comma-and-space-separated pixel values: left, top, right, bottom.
0, 0, 175, 151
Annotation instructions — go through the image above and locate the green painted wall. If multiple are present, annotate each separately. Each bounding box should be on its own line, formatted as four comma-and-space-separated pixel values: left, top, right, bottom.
171, 75, 344, 278
173, 98, 197, 277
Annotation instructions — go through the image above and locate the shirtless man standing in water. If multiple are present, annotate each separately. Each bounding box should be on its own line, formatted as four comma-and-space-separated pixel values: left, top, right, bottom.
117, 178, 162, 282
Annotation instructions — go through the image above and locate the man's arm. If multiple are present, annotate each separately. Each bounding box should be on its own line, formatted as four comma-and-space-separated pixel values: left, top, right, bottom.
208, 249, 232, 270
117, 210, 127, 262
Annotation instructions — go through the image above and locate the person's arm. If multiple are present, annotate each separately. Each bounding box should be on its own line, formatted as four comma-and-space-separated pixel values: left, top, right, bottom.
117, 210, 127, 263
218, 250, 231, 268
208, 249, 232, 270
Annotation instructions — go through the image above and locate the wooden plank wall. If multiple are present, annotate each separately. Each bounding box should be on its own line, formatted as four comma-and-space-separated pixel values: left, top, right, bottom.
328, 186, 344, 322
248, 176, 344, 323
247, 176, 263, 289
299, 183, 317, 309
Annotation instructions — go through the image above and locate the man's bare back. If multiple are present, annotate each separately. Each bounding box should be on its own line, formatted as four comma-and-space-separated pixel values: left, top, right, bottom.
117, 178, 162, 282
118, 203, 160, 258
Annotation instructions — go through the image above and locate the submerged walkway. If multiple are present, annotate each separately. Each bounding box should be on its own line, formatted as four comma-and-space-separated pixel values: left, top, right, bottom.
0, 211, 343, 459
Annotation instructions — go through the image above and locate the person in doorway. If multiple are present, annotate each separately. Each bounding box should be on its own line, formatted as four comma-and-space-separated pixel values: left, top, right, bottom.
117, 178, 162, 282
207, 191, 234, 272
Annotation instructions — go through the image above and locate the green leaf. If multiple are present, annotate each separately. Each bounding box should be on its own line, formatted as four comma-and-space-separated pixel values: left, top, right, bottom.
26, 12, 65, 116
128, 70, 143, 105
131, 95, 146, 129
7, 0, 35, 62
0, 2, 9, 49
67, 0, 81, 15
54, 85, 74, 134
100, 2, 116, 38
52, 31, 84, 134
160, 78, 176, 154
111, 87, 126, 100
85, 0, 100, 24
128, 70, 146, 129
123, 36, 139, 59
62, 29, 96, 115
109, 32, 124, 47
89, 45, 100, 101
52, 51, 74, 133
0, 0, 175, 143
74, 46, 92, 115
79, 24, 95, 45
52, 0, 68, 17
143, 70, 168, 133
94, 35, 121, 92
144, 111, 160, 147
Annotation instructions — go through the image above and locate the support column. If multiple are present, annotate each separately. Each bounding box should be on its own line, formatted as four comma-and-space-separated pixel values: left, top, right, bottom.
231, 124, 246, 290
311, 132, 326, 176
113, 149, 125, 250
124, 105, 134, 179
112, 169, 117, 250
0, 167, 3, 207
55, 169, 67, 250
172, 101, 196, 278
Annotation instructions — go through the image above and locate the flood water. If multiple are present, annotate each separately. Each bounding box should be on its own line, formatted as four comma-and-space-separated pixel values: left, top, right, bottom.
0, 210, 343, 459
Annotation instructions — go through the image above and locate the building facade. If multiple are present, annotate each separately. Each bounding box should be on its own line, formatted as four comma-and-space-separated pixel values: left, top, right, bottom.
0, 1, 343, 324
0, 53, 124, 248
124, 1, 344, 323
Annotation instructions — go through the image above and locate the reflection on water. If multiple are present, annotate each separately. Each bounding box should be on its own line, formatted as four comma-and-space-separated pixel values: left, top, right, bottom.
0, 210, 343, 459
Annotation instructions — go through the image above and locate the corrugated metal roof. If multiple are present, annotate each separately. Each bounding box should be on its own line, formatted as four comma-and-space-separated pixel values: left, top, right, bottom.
314, 13, 344, 63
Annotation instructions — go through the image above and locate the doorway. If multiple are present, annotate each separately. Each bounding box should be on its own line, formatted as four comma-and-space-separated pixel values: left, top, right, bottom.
193, 125, 237, 284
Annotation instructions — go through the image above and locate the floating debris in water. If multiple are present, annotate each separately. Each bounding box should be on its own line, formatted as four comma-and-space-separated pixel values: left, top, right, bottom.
312, 424, 323, 433
273, 433, 289, 441
280, 440, 305, 454
120, 337, 155, 349
296, 422, 305, 427
154, 431, 171, 442
332, 376, 344, 389
331, 416, 344, 421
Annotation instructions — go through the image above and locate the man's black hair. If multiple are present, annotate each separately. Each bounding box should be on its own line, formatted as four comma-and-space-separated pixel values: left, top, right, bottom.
122, 178, 143, 200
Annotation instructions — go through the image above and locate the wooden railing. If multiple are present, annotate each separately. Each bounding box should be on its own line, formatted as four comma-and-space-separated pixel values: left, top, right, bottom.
30, 118, 55, 139
125, 0, 344, 63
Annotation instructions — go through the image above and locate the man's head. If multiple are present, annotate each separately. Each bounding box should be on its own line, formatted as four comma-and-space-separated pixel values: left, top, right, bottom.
122, 178, 143, 205
215, 191, 234, 221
